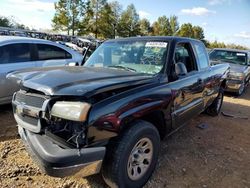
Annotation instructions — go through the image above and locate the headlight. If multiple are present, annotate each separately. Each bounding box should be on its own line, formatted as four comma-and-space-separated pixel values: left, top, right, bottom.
228, 72, 244, 80
51, 101, 91, 122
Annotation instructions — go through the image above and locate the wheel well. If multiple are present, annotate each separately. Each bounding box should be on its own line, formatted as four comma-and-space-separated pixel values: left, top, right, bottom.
140, 110, 170, 140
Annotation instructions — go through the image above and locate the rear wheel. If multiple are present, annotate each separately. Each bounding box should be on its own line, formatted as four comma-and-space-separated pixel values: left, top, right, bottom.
102, 120, 160, 188
206, 88, 224, 116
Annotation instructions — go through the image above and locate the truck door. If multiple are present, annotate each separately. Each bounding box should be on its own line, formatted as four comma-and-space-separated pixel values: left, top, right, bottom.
192, 41, 216, 107
169, 42, 205, 129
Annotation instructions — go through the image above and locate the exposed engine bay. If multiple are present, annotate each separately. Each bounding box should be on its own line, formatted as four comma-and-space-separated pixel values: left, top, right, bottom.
45, 118, 87, 149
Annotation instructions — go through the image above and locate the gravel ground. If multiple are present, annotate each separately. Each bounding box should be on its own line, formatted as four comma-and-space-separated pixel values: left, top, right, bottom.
0, 89, 250, 188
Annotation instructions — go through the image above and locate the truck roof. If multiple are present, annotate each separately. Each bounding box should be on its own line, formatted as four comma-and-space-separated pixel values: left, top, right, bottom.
212, 48, 250, 53
106, 36, 202, 43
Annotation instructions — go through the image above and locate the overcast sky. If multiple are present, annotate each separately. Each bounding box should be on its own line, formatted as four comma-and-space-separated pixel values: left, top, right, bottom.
0, 0, 250, 47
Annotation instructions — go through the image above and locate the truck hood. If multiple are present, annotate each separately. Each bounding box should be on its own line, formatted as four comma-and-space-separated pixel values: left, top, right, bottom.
8, 66, 154, 96
228, 63, 248, 73
211, 60, 247, 73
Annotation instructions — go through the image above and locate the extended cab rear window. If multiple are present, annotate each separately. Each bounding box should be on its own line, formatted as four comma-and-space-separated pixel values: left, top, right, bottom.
193, 42, 209, 69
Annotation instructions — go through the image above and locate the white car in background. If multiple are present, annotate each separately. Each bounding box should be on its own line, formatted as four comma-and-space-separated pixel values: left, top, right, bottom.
0, 36, 83, 105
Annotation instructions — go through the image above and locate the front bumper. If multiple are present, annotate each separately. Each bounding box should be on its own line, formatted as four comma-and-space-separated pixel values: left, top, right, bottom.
18, 126, 106, 178
225, 79, 244, 92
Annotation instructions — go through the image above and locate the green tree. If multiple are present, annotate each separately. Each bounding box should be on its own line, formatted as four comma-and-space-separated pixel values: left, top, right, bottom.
52, 0, 85, 35
117, 4, 140, 37
177, 23, 205, 40
83, 0, 108, 38
139, 18, 151, 36
98, 3, 116, 38
227, 43, 248, 50
0, 16, 29, 29
109, 1, 122, 38
0, 16, 12, 27
209, 40, 218, 48
193, 26, 204, 40
79, 0, 121, 38
169, 15, 179, 35
152, 16, 171, 36
177, 23, 194, 38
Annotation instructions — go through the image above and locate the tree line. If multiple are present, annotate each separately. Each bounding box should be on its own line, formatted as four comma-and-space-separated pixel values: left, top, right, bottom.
52, 0, 249, 50
52, 0, 206, 40
0, 16, 29, 30
208, 40, 248, 50
0, 0, 248, 50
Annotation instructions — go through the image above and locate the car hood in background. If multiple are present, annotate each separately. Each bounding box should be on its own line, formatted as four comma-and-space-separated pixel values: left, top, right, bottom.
211, 60, 247, 73
7, 66, 155, 97
228, 63, 248, 73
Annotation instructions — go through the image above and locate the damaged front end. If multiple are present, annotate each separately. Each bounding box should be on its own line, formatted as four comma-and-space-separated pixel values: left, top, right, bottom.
12, 90, 106, 178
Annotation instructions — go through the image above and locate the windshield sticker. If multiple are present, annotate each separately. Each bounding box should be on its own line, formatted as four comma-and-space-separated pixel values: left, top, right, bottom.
145, 42, 167, 48
236, 53, 246, 56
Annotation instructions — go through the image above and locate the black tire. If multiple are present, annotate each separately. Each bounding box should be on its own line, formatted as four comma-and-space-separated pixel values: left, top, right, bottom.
102, 120, 160, 188
206, 88, 224, 116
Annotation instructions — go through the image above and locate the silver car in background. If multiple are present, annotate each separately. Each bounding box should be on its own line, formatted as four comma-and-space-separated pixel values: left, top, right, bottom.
209, 48, 250, 95
0, 36, 83, 105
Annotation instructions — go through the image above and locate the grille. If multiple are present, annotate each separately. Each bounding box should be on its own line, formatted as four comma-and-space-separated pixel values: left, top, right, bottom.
17, 114, 39, 125
14, 91, 48, 131
15, 91, 46, 108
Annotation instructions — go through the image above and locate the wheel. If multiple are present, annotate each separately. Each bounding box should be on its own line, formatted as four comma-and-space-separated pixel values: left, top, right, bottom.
102, 120, 160, 188
206, 88, 224, 116
236, 80, 245, 96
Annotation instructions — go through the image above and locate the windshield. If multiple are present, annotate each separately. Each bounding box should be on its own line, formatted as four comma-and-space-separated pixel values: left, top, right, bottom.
84, 40, 168, 75
209, 50, 247, 65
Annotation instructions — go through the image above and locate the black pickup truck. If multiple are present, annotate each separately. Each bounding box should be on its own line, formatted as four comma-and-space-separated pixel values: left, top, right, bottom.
10, 37, 229, 188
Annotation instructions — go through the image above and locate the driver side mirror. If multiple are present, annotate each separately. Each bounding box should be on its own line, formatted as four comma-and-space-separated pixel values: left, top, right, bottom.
175, 62, 187, 77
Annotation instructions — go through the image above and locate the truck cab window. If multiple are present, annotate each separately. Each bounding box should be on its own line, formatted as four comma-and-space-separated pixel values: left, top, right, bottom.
194, 42, 209, 69
174, 43, 197, 73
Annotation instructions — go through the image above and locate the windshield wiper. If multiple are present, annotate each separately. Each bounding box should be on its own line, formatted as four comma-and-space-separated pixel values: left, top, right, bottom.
107, 65, 136, 72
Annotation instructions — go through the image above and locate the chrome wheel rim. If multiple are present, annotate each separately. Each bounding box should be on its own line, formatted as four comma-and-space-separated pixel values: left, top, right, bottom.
127, 138, 153, 181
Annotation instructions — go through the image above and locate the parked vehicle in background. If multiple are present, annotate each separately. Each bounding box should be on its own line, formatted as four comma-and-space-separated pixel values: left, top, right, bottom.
9, 30, 27, 37
0, 26, 101, 53
10, 36, 229, 188
56, 41, 98, 64
0, 36, 83, 105
209, 48, 250, 95
0, 30, 10, 36
206, 48, 212, 53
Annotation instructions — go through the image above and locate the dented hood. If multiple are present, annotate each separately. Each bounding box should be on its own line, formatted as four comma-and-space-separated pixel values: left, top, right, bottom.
211, 61, 248, 73
8, 66, 154, 96
228, 63, 248, 73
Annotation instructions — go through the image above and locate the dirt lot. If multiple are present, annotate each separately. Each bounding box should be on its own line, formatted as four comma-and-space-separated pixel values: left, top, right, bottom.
0, 89, 250, 188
